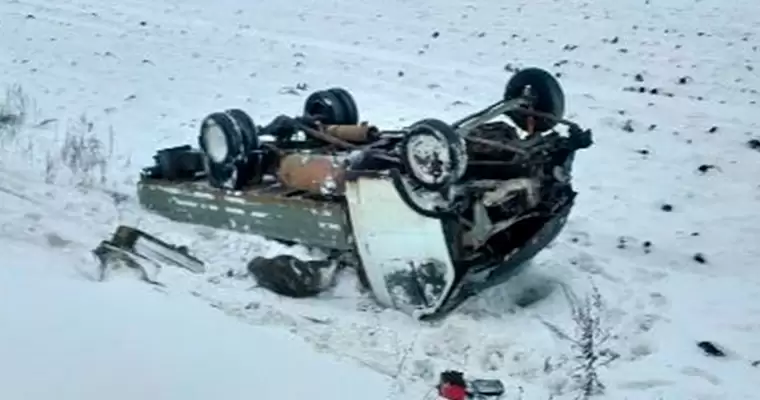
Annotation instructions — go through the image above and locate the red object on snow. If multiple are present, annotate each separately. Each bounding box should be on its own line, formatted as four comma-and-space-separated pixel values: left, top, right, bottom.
439, 382, 467, 400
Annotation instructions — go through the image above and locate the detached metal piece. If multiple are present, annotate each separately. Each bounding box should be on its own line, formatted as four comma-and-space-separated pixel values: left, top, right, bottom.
467, 379, 505, 398
436, 370, 505, 399
92, 225, 205, 283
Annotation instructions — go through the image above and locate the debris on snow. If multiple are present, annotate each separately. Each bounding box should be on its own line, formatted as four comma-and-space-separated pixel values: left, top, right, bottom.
697, 164, 717, 174
92, 225, 205, 284
697, 341, 726, 357
247, 255, 336, 298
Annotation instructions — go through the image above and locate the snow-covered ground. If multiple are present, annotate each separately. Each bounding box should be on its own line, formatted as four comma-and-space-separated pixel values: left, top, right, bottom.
1, 0, 759, 399
0, 242, 394, 400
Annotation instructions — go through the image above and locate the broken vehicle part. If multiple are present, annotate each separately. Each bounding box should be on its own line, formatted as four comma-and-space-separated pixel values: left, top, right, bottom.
467, 379, 506, 398
93, 240, 162, 285
92, 225, 205, 284
436, 370, 505, 400
136, 67, 593, 319
247, 255, 337, 298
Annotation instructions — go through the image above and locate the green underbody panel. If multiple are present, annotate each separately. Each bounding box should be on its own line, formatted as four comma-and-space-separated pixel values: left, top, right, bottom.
136, 179, 353, 250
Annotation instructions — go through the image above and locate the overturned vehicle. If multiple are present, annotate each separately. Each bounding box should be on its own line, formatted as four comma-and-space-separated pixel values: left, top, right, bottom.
136, 67, 593, 320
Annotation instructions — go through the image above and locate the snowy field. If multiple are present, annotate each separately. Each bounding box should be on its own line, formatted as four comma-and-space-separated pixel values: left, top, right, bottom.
1, 0, 759, 399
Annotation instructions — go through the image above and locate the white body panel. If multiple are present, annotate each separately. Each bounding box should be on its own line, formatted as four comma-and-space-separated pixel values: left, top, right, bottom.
344, 175, 456, 318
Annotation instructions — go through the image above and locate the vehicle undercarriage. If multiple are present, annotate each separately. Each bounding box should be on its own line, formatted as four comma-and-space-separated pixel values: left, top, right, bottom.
134, 67, 593, 319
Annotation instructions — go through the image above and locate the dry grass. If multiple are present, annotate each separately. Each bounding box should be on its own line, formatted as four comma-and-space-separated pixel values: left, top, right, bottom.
1, 84, 115, 187
46, 114, 114, 186
540, 282, 619, 399
0, 85, 29, 141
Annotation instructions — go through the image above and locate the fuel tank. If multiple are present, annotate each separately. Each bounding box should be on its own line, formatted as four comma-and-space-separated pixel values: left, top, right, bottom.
276, 153, 346, 196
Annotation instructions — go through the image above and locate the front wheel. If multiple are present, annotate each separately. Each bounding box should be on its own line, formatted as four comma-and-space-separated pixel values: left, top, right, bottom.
504, 67, 565, 133
399, 118, 467, 191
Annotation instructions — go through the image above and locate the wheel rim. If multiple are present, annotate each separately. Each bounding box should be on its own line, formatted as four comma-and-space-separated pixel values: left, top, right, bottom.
403, 123, 457, 188
201, 120, 229, 163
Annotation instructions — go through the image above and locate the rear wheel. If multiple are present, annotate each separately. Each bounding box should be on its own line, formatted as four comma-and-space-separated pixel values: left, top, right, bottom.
198, 111, 251, 189
225, 108, 264, 183
224, 108, 260, 152
303, 87, 359, 125
327, 87, 359, 124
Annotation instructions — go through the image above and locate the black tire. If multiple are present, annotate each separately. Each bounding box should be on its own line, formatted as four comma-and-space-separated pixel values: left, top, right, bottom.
400, 118, 466, 191
198, 112, 243, 164
303, 89, 349, 125
198, 112, 249, 189
390, 169, 456, 218
504, 67, 565, 133
327, 87, 359, 125
224, 109, 260, 152
205, 155, 259, 190
205, 158, 239, 190
225, 108, 265, 184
